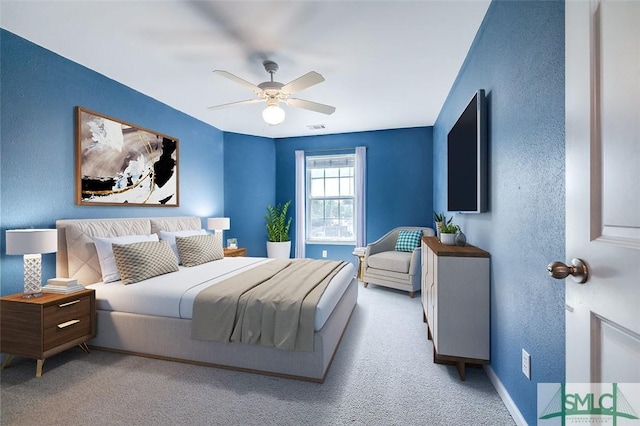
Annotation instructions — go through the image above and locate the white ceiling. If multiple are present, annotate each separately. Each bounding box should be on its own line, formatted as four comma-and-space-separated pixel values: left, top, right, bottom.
1, 0, 490, 138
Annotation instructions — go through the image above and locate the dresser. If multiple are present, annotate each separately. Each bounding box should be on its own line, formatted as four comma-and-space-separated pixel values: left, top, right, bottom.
0, 289, 96, 377
421, 236, 490, 380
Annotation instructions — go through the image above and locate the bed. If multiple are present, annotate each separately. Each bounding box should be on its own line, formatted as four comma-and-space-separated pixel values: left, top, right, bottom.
55, 217, 358, 382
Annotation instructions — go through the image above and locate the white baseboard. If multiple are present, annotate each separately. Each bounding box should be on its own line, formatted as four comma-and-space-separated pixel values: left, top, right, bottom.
484, 365, 528, 426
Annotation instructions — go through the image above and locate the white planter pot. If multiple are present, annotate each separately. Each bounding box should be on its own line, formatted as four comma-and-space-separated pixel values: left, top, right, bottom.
435, 221, 443, 239
267, 241, 291, 259
440, 233, 456, 246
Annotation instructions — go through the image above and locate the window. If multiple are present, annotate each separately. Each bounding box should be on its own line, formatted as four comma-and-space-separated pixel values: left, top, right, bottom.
306, 154, 355, 243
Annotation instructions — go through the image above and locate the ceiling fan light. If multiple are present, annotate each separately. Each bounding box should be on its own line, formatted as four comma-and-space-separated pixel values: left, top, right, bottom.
262, 104, 285, 125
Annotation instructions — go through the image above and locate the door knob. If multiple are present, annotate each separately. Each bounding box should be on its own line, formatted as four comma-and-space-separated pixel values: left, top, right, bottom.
547, 258, 589, 284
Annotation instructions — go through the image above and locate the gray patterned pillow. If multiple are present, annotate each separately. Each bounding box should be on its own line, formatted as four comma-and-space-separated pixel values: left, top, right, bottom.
112, 240, 179, 285
175, 234, 223, 267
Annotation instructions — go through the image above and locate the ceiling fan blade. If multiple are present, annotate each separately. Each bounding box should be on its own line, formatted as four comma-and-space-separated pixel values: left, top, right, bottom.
287, 98, 336, 115
213, 70, 262, 94
207, 99, 263, 110
281, 71, 325, 95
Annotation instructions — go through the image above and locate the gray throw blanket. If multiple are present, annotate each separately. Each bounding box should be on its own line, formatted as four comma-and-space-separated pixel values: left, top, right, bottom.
191, 259, 348, 351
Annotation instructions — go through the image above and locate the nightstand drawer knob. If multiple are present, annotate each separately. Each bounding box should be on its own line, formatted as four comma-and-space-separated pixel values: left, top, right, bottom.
57, 319, 80, 329
58, 300, 81, 308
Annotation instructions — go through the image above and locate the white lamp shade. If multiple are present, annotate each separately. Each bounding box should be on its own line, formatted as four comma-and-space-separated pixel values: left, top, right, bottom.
6, 229, 58, 255
262, 104, 285, 125
207, 217, 230, 231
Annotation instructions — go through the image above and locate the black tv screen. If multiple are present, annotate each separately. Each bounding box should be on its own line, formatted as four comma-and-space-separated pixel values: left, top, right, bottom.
447, 89, 487, 213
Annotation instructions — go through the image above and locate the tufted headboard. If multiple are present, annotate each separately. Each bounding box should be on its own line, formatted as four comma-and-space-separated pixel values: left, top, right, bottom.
56, 216, 202, 285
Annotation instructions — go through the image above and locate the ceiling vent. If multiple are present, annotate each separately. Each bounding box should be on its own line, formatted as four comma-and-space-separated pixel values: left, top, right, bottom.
307, 124, 326, 130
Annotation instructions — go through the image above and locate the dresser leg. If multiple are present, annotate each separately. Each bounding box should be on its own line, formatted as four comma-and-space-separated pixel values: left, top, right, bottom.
1, 354, 14, 370
36, 359, 44, 377
456, 361, 466, 381
79, 342, 90, 353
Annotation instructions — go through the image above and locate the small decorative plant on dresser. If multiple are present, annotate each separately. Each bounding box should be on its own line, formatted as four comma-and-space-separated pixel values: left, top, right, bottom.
433, 211, 446, 239
438, 221, 460, 246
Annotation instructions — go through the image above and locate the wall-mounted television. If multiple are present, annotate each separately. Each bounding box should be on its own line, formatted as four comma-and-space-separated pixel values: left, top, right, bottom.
447, 89, 487, 213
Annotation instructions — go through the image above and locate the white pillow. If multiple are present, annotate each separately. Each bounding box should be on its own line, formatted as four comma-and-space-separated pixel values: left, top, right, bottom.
93, 234, 159, 283
159, 229, 206, 263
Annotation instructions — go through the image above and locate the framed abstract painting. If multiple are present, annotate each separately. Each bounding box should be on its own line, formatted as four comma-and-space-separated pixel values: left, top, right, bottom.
76, 107, 179, 206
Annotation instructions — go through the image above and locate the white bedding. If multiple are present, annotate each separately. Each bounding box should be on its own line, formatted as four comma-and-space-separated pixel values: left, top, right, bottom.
86, 257, 355, 331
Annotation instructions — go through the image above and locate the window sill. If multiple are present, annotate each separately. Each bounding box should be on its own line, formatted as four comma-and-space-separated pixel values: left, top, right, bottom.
305, 240, 356, 246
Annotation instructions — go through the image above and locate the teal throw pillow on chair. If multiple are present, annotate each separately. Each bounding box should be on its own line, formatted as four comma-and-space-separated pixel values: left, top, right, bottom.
395, 230, 423, 252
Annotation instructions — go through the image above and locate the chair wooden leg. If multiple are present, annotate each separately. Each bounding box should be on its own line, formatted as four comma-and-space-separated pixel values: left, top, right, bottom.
408, 291, 415, 298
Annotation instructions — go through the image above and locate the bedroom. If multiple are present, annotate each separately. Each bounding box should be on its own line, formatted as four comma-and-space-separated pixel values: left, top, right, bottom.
0, 1, 571, 425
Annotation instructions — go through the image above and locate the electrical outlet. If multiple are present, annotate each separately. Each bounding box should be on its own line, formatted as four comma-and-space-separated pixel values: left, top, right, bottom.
322, 250, 327, 258
522, 349, 531, 380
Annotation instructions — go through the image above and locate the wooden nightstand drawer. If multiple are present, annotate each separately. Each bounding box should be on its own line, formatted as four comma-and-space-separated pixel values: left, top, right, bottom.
43, 295, 92, 328
44, 314, 93, 351
224, 247, 247, 257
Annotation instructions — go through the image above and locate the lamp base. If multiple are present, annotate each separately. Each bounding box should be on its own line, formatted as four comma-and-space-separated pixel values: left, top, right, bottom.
23, 254, 43, 299
23, 292, 43, 299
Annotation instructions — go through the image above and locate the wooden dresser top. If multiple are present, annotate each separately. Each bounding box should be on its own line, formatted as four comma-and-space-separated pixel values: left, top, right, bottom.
422, 236, 490, 258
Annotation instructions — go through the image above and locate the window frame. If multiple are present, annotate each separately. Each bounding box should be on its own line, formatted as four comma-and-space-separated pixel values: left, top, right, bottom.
305, 153, 357, 245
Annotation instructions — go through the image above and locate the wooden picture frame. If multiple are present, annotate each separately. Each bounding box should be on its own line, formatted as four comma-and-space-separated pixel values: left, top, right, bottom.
76, 107, 179, 206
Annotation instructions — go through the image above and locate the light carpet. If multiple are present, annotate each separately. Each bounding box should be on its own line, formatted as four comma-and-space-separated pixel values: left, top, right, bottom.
1, 283, 515, 425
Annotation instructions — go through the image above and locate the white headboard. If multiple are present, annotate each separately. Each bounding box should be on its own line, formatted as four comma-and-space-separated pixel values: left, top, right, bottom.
56, 216, 201, 285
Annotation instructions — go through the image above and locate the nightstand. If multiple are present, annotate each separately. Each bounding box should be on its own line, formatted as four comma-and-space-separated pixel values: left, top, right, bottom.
0, 288, 96, 377
224, 247, 247, 257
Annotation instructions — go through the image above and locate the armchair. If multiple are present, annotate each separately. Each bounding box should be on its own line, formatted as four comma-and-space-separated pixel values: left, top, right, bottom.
362, 226, 435, 298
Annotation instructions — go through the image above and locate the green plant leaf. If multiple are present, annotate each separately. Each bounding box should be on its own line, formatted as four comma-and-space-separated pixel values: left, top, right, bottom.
440, 222, 460, 233
265, 200, 292, 242
433, 211, 446, 222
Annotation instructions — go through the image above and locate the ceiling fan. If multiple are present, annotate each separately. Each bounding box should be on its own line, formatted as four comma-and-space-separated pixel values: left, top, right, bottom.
208, 60, 336, 125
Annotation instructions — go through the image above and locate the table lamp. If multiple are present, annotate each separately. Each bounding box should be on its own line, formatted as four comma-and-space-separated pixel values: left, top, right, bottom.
6, 229, 58, 298
207, 217, 230, 234
207, 217, 230, 245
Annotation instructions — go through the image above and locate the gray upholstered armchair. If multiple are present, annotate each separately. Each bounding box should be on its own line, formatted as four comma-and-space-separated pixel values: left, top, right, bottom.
362, 226, 435, 298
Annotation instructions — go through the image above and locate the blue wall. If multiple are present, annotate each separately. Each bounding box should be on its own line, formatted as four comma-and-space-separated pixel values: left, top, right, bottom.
433, 1, 565, 424
0, 30, 225, 295
274, 127, 433, 263
223, 132, 275, 257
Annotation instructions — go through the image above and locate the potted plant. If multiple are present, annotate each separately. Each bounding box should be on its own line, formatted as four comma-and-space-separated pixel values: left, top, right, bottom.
433, 211, 447, 238
265, 200, 292, 258
439, 221, 460, 246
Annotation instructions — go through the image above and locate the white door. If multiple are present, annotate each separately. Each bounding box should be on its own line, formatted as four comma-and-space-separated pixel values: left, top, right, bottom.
564, 0, 640, 382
